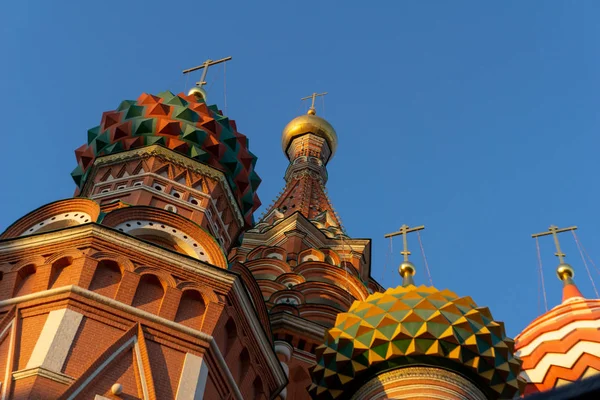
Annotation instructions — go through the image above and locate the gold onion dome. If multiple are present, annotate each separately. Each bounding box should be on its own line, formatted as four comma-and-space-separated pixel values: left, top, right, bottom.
309, 282, 524, 399
281, 109, 338, 158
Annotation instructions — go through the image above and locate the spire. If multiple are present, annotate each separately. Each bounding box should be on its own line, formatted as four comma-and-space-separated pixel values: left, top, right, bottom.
384, 225, 425, 286
261, 93, 342, 226
182, 56, 232, 101
532, 225, 584, 303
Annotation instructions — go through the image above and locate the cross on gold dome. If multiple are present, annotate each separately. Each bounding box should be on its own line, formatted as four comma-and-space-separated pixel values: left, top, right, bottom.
532, 225, 578, 265
301, 92, 328, 115
182, 56, 232, 88
385, 225, 425, 262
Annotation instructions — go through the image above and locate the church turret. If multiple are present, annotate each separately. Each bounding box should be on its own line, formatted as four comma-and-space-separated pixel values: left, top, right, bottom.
260, 92, 342, 227
0, 61, 288, 399
232, 94, 382, 399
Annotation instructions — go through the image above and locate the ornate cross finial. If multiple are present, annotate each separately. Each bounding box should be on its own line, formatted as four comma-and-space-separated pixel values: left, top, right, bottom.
301, 92, 328, 115
532, 225, 578, 264
384, 225, 425, 262
182, 56, 232, 88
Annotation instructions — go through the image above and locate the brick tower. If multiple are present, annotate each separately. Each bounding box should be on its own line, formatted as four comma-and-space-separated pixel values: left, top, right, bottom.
230, 96, 383, 399
0, 87, 286, 399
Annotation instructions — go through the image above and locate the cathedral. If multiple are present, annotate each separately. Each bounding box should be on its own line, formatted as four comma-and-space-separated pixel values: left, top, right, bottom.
0, 59, 599, 400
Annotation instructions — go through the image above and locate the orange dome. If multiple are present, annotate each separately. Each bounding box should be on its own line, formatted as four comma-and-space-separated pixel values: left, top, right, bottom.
515, 280, 600, 395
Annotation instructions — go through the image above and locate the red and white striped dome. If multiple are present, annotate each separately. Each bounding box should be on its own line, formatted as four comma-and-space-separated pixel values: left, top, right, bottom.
515, 272, 600, 396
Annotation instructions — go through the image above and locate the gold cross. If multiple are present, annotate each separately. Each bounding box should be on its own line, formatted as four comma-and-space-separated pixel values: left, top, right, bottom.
182, 56, 232, 88
384, 225, 425, 262
532, 225, 578, 264
301, 92, 328, 114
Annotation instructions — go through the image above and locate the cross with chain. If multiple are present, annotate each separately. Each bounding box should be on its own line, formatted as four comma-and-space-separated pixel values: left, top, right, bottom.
182, 56, 232, 88
384, 225, 425, 262
532, 225, 578, 264
301, 92, 328, 115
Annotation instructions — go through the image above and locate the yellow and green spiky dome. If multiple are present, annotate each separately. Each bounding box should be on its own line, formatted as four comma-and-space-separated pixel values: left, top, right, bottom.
308, 284, 524, 399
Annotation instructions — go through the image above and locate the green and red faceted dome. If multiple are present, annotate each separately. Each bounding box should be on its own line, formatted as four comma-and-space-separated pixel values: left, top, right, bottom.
71, 90, 261, 225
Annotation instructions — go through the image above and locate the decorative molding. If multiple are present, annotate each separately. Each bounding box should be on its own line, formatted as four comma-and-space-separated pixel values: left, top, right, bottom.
0, 284, 282, 399
0, 225, 233, 284
90, 145, 244, 225
351, 366, 487, 400
21, 212, 93, 237
232, 279, 288, 391
12, 367, 75, 386
114, 220, 210, 262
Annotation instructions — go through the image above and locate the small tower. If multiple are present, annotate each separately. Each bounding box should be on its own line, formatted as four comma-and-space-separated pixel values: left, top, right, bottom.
232, 94, 382, 399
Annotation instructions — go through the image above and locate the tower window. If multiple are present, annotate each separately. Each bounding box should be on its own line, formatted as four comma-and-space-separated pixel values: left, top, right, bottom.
165, 205, 177, 213
153, 184, 164, 191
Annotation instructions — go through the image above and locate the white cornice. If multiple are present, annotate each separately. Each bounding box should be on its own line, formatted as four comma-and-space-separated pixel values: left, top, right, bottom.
245, 213, 369, 253
269, 312, 327, 339
13, 367, 75, 385
0, 225, 232, 284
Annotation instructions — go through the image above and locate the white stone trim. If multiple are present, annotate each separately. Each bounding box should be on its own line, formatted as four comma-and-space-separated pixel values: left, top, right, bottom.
0, 319, 14, 400
26, 308, 83, 372
65, 336, 148, 400
0, 226, 287, 396
12, 367, 74, 385
114, 220, 210, 262
175, 353, 209, 400
0, 286, 244, 400
20, 212, 92, 237
134, 340, 151, 400
0, 225, 230, 283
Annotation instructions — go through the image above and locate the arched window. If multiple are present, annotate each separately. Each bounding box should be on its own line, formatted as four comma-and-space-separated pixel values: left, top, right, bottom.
175, 290, 205, 329
49, 257, 74, 289
225, 318, 237, 356
132, 274, 165, 314
238, 348, 250, 381
13, 265, 36, 297
252, 376, 264, 399
89, 260, 122, 299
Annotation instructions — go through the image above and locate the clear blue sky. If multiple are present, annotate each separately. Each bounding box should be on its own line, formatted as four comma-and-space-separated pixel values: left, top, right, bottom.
1, 1, 600, 337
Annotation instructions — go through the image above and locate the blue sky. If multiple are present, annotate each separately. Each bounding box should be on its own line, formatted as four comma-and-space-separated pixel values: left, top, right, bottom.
1, 1, 600, 337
